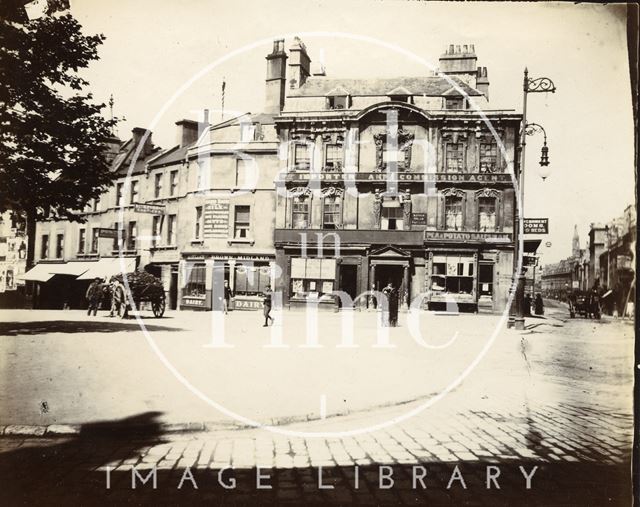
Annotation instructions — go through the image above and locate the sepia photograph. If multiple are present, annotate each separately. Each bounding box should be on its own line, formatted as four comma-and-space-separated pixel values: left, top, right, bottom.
0, 0, 637, 505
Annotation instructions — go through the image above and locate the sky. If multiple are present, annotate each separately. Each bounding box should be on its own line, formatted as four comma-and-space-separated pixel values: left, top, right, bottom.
69, 0, 635, 264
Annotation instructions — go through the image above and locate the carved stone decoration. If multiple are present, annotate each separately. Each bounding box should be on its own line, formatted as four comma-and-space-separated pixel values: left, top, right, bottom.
373, 129, 415, 171
290, 186, 312, 197
373, 189, 382, 229
441, 187, 466, 198
475, 188, 501, 198
320, 186, 344, 197
402, 189, 412, 230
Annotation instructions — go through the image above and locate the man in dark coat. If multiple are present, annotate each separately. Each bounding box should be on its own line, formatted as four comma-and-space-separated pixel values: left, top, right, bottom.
85, 277, 103, 316
383, 282, 399, 327
262, 285, 274, 327
534, 293, 544, 315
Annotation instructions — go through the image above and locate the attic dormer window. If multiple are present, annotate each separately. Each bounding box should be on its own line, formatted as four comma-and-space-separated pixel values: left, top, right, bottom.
327, 95, 349, 110
389, 95, 412, 104
445, 97, 465, 110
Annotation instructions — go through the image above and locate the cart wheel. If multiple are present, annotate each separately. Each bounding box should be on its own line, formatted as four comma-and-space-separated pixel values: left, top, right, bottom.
152, 295, 166, 318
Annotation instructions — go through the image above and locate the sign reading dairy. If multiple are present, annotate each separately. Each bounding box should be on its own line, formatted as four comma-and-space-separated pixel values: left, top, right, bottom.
203, 199, 230, 239
523, 218, 549, 234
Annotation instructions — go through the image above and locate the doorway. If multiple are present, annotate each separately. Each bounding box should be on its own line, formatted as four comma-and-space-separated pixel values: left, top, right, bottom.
339, 264, 358, 306
169, 267, 178, 310
375, 264, 405, 293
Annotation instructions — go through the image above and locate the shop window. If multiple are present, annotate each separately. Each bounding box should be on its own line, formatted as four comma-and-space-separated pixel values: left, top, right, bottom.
55, 234, 64, 258
116, 182, 124, 207
445, 97, 464, 110
130, 180, 139, 204
478, 197, 497, 232
127, 221, 137, 250
294, 144, 310, 171
445, 143, 464, 173
290, 257, 336, 300
194, 207, 203, 240
234, 262, 270, 295
170, 170, 178, 196
152, 215, 162, 247
445, 196, 463, 230
323, 195, 341, 229
327, 95, 349, 110
292, 195, 310, 229
184, 263, 206, 298
91, 229, 99, 253
325, 144, 342, 170
479, 143, 498, 173
167, 215, 177, 245
234, 206, 250, 239
78, 228, 86, 254
154, 172, 163, 198
431, 254, 475, 296
382, 205, 403, 230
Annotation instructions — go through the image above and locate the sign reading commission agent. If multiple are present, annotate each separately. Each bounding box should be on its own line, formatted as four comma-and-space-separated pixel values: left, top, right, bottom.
523, 218, 549, 234
283, 172, 511, 183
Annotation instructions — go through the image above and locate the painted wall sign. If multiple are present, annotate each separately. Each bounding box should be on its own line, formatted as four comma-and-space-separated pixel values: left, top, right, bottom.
133, 203, 166, 215
424, 231, 512, 242
97, 228, 120, 239
182, 297, 206, 307
411, 213, 427, 225
523, 218, 549, 234
203, 199, 230, 239
233, 298, 263, 310
283, 172, 511, 183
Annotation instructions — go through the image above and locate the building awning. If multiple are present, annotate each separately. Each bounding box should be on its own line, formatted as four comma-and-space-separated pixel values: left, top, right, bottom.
20, 263, 57, 282
524, 239, 542, 254
77, 257, 136, 281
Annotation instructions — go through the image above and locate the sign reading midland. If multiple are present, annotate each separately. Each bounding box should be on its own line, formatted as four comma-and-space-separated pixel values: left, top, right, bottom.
282, 172, 512, 183
523, 218, 549, 234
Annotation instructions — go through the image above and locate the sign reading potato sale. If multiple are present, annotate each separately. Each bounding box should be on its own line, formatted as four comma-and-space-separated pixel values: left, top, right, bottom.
523, 218, 549, 234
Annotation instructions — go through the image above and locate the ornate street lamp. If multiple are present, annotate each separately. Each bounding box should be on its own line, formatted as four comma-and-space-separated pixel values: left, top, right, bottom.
512, 68, 556, 331
524, 122, 550, 179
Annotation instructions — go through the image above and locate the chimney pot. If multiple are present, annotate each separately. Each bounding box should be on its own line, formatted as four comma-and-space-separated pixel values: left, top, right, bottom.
456, 45, 461, 53
463, 44, 468, 53
449, 44, 454, 54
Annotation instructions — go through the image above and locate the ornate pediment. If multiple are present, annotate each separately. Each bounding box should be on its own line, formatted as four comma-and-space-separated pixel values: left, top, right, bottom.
475, 188, 501, 198
441, 188, 466, 198
290, 187, 312, 197
370, 245, 411, 257
320, 186, 344, 197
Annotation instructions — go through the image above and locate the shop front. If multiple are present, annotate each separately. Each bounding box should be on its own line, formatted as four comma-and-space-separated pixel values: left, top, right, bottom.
180, 252, 276, 311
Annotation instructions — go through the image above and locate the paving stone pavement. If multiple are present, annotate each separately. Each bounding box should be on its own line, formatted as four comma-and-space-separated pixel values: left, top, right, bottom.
0, 394, 633, 505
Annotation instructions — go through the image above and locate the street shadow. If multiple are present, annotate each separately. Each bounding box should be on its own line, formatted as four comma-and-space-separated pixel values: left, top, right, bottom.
0, 320, 184, 336
0, 411, 168, 505
0, 428, 631, 507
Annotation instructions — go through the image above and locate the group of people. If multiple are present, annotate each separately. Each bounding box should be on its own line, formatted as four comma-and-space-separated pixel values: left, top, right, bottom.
215, 280, 274, 327
85, 276, 124, 317
523, 293, 545, 316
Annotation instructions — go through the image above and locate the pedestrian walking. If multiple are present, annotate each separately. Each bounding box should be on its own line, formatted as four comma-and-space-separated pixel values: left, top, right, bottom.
524, 293, 532, 316
534, 293, 544, 315
262, 285, 274, 327
223, 280, 233, 314
85, 277, 103, 316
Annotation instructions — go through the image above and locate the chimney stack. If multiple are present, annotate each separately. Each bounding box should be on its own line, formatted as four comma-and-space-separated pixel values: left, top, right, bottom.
288, 37, 311, 90
438, 43, 478, 86
175, 119, 200, 148
476, 66, 490, 100
131, 127, 154, 157
264, 39, 287, 115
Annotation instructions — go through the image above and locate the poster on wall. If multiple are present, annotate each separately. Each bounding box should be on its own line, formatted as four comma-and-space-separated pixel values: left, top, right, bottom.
203, 198, 230, 239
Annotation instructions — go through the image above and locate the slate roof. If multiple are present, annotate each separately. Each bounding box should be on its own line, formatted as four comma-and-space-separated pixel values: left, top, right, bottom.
289, 76, 482, 97
112, 138, 162, 176
147, 145, 190, 168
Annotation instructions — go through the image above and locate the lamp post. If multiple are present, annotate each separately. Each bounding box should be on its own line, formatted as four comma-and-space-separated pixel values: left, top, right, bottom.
513, 68, 556, 331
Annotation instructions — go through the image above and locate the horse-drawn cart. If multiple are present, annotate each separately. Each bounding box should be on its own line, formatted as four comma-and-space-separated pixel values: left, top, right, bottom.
568, 290, 601, 319
111, 271, 166, 318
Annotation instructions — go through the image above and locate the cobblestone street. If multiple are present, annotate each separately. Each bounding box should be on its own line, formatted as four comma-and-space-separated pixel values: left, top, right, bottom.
0, 303, 634, 505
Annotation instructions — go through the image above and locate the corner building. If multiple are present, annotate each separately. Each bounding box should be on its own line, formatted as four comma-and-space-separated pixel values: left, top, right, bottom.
270, 40, 521, 312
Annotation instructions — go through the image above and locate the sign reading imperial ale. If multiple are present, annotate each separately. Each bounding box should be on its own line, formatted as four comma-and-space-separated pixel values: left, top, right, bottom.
523, 218, 549, 234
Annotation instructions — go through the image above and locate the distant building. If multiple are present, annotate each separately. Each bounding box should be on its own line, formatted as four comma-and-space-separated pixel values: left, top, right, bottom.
541, 225, 589, 298
0, 211, 28, 307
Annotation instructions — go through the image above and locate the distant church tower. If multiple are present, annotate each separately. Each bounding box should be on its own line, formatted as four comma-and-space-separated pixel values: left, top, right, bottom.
572, 225, 580, 258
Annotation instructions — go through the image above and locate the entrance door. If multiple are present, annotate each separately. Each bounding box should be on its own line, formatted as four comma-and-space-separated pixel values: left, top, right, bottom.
375, 264, 405, 294
339, 264, 358, 306
478, 262, 494, 310
169, 268, 178, 310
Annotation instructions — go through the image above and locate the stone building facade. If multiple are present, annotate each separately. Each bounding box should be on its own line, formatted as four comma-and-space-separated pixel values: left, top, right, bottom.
271, 39, 520, 312
27, 39, 522, 313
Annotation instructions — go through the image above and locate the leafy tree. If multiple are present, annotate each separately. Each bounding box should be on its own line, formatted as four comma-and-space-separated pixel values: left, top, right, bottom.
0, 5, 119, 270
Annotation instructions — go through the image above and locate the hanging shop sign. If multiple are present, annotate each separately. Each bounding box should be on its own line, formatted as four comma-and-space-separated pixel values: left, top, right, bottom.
97, 228, 120, 239
134, 203, 166, 215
